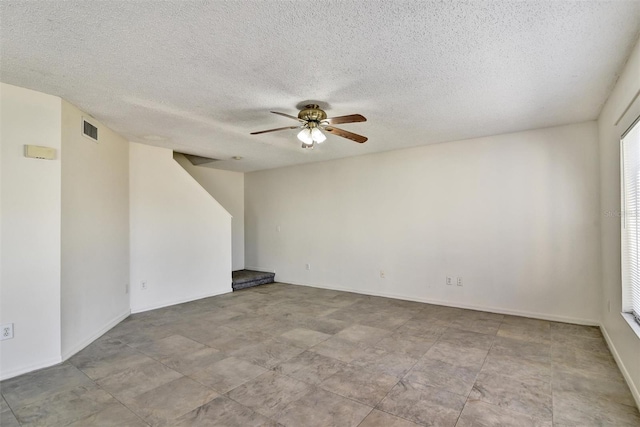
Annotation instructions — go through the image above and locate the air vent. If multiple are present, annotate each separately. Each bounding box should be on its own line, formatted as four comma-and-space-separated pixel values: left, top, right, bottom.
82, 117, 98, 142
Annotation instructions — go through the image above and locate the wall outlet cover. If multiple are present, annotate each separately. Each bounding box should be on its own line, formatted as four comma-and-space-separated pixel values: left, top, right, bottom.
1, 323, 14, 340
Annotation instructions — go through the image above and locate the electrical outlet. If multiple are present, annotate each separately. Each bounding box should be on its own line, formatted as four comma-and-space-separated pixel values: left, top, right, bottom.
141, 280, 147, 290
305, 263, 311, 271
380, 270, 385, 279
446, 277, 453, 285
1, 323, 14, 340
457, 277, 463, 286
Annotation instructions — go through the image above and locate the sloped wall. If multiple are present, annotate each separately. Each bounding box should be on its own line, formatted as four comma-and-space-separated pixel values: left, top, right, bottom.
174, 153, 245, 271
130, 143, 232, 312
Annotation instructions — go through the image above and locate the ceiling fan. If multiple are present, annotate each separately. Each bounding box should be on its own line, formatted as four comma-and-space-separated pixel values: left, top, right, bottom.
251, 104, 367, 149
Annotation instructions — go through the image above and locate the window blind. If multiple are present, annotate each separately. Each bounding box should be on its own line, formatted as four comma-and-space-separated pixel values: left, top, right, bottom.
622, 117, 640, 325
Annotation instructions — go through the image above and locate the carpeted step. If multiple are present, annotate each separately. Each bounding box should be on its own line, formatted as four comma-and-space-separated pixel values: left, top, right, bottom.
232, 269, 275, 291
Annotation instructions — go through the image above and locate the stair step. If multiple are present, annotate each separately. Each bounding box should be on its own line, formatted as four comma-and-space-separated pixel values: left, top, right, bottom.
232, 269, 275, 291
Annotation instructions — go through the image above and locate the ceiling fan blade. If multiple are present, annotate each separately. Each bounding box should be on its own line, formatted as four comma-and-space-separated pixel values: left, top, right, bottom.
250, 126, 300, 135
324, 114, 367, 125
324, 126, 368, 143
270, 111, 304, 122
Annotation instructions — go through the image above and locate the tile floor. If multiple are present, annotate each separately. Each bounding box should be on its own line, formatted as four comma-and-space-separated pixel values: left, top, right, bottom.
1, 283, 639, 426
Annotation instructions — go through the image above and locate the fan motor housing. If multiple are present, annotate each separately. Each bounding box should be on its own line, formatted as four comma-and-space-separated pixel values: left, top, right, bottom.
298, 104, 327, 122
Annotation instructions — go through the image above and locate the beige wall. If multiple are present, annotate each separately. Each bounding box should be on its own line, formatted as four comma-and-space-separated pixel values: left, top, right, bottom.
130, 143, 232, 312
60, 100, 131, 359
174, 154, 245, 270
246, 122, 602, 324
0, 83, 62, 379
598, 37, 640, 406
0, 83, 236, 378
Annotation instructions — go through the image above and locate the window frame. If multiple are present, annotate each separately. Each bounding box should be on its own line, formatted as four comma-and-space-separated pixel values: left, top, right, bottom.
620, 114, 640, 338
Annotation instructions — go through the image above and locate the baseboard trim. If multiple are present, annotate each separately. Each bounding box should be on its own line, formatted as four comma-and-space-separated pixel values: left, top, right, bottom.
600, 323, 640, 409
130, 288, 232, 314
279, 279, 600, 326
61, 309, 131, 361
244, 265, 276, 274
0, 356, 63, 381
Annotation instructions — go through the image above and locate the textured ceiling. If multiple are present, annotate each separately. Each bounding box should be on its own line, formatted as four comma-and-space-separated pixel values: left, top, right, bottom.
1, 1, 639, 172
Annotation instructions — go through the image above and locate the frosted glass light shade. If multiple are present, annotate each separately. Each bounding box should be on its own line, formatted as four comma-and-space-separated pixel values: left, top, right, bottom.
297, 129, 314, 145
311, 127, 326, 143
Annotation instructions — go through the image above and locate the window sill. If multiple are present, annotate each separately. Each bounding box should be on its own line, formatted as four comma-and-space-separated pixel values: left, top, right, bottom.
621, 312, 640, 340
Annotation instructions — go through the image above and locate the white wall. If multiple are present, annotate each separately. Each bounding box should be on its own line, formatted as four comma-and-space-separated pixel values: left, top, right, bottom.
0, 83, 62, 379
130, 143, 232, 312
246, 122, 602, 324
60, 101, 130, 359
598, 37, 640, 406
174, 154, 245, 270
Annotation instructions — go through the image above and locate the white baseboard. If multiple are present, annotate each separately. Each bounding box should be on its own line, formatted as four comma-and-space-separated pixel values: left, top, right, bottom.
0, 356, 63, 381
130, 288, 232, 314
244, 265, 276, 274
1, 289, 233, 381
61, 309, 131, 361
279, 279, 600, 326
600, 323, 640, 409
1, 310, 132, 381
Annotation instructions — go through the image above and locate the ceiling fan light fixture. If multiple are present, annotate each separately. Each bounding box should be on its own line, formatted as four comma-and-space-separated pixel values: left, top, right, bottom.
297, 128, 314, 145
252, 105, 367, 145
297, 127, 326, 146
311, 127, 326, 143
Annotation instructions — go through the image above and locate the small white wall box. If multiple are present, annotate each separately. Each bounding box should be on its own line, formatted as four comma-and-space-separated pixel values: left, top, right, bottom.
24, 145, 56, 160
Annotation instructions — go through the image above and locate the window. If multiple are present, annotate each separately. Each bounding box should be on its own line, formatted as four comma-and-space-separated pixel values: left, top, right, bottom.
621, 116, 640, 328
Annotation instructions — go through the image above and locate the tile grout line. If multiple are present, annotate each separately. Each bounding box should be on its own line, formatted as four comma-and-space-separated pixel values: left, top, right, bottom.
72, 361, 152, 427
1, 393, 22, 426
224, 369, 377, 426
451, 317, 501, 427
70, 334, 226, 426
272, 311, 431, 426
363, 309, 447, 427
460, 317, 561, 426
8, 285, 635, 426
354, 406, 376, 427
113, 327, 288, 425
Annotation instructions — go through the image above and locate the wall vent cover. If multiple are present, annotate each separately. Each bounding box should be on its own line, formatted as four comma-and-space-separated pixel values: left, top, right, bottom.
82, 117, 98, 142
